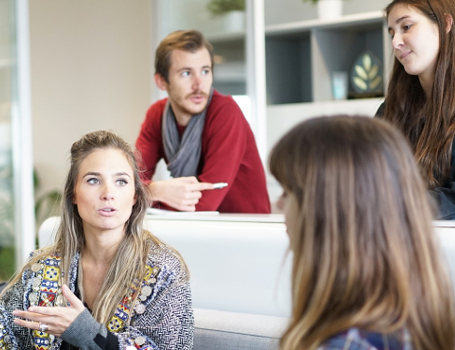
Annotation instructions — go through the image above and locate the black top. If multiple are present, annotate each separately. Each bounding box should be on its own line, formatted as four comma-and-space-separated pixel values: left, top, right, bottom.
60, 275, 119, 350
375, 103, 455, 220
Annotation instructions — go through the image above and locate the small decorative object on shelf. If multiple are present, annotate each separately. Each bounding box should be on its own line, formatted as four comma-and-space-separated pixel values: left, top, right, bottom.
207, 0, 245, 32
350, 51, 384, 98
207, 0, 245, 16
332, 71, 349, 100
302, 0, 345, 20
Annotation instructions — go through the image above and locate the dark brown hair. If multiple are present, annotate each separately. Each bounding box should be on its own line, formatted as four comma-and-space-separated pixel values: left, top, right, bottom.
270, 116, 455, 350
383, 0, 455, 188
155, 29, 214, 82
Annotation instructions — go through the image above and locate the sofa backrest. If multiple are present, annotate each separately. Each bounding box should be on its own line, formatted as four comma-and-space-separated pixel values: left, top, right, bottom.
38, 214, 292, 317
39, 216, 455, 319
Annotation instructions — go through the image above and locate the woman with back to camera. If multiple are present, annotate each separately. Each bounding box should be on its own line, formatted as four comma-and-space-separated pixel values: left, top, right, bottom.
0, 130, 193, 349
377, 0, 455, 219
270, 115, 455, 350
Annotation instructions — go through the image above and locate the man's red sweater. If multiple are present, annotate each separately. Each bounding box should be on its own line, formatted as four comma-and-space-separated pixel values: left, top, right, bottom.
136, 90, 271, 213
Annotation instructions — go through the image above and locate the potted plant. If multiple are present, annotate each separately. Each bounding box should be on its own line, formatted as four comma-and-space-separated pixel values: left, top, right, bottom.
33, 169, 62, 231
302, 0, 344, 20
207, 0, 245, 17
207, 0, 246, 32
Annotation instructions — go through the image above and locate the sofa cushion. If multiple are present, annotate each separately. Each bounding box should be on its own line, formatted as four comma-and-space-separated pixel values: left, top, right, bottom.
194, 308, 289, 350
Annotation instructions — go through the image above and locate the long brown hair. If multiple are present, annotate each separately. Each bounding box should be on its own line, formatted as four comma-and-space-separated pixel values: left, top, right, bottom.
270, 116, 455, 350
55, 130, 153, 323
383, 0, 455, 188
2, 130, 188, 325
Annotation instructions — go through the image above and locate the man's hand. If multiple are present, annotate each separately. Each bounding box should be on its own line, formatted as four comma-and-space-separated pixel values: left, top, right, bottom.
13, 284, 85, 337
149, 176, 215, 211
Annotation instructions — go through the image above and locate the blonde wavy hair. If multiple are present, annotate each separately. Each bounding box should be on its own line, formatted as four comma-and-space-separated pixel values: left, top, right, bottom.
269, 116, 455, 350
3, 130, 188, 325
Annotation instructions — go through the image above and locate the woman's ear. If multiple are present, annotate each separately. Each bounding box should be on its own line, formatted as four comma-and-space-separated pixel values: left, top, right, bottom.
445, 13, 453, 34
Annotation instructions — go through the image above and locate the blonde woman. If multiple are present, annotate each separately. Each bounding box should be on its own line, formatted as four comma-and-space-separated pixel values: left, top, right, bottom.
0, 130, 193, 349
269, 116, 455, 350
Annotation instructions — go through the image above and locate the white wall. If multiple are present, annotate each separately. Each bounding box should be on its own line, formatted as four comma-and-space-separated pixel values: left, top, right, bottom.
29, 0, 153, 196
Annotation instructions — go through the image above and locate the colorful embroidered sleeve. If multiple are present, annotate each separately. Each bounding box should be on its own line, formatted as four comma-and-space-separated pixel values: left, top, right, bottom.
0, 244, 193, 350
62, 245, 193, 350
0, 255, 69, 350
0, 284, 24, 349
0, 255, 53, 350
112, 245, 194, 350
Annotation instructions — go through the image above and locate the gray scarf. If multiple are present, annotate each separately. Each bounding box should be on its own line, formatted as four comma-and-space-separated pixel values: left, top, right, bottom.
162, 88, 214, 177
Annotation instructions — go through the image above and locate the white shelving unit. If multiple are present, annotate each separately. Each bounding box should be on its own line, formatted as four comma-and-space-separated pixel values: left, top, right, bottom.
266, 11, 391, 104
208, 10, 391, 105
266, 11, 384, 33
208, 34, 247, 96
262, 10, 391, 203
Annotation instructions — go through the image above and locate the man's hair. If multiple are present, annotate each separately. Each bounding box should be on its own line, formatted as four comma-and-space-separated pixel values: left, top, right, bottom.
155, 29, 214, 83
270, 115, 455, 350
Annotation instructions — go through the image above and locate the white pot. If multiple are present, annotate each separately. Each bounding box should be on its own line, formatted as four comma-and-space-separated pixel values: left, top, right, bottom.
317, 0, 343, 20
223, 10, 245, 32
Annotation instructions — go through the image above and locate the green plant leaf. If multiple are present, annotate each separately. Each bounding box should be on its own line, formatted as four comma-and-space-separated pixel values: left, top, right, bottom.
207, 0, 245, 16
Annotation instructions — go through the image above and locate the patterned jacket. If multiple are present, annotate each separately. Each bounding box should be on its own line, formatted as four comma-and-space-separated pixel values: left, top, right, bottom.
318, 328, 413, 350
0, 241, 194, 350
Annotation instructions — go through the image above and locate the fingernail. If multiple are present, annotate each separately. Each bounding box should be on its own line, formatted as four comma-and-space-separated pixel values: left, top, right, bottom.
12, 311, 18, 316
28, 307, 34, 312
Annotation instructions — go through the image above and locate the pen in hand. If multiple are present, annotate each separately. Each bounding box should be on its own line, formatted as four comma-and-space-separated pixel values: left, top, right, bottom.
213, 182, 228, 189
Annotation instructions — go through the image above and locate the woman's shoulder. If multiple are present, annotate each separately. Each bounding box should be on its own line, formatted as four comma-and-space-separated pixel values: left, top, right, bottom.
374, 101, 385, 118
147, 239, 181, 266
19, 248, 61, 275
318, 328, 411, 350
144, 233, 189, 282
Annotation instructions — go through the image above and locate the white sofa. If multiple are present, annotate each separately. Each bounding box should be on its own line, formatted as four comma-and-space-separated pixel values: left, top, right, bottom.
39, 215, 455, 350
144, 214, 291, 350
38, 214, 291, 350
432, 221, 455, 283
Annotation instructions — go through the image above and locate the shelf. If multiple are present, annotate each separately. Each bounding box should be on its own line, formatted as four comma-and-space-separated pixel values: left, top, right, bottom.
266, 33, 312, 104
211, 36, 246, 95
206, 31, 245, 44
213, 61, 245, 83
204, 10, 389, 105
265, 11, 384, 36
264, 10, 387, 105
